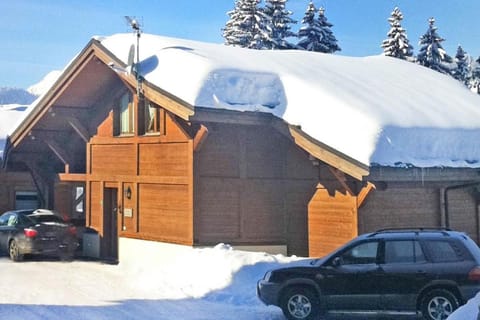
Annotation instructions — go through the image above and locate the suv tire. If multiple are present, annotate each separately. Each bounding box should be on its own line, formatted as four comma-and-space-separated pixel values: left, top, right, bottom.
280, 286, 319, 320
421, 288, 459, 320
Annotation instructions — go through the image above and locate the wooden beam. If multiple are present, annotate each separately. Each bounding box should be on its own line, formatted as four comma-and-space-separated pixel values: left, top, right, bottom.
58, 173, 86, 182
357, 182, 376, 208
44, 138, 72, 172
193, 124, 209, 152
329, 166, 354, 195
273, 118, 369, 181
191, 107, 273, 126
22, 159, 50, 208
66, 116, 90, 143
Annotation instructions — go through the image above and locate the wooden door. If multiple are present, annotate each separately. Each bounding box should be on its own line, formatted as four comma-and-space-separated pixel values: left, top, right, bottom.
103, 187, 118, 262
308, 188, 358, 257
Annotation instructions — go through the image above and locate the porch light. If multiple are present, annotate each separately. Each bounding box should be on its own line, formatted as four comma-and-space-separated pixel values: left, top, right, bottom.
125, 186, 132, 199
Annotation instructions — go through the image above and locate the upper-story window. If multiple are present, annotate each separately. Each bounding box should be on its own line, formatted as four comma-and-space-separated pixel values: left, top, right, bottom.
143, 99, 165, 135
119, 91, 134, 134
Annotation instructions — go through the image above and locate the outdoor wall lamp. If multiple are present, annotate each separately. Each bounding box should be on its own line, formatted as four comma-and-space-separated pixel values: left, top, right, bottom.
125, 186, 132, 199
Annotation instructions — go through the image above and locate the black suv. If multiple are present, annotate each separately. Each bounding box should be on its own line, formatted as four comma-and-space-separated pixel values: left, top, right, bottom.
257, 228, 480, 320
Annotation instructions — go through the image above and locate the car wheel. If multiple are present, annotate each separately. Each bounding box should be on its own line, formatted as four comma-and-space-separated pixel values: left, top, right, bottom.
281, 286, 319, 320
421, 289, 459, 320
9, 240, 23, 262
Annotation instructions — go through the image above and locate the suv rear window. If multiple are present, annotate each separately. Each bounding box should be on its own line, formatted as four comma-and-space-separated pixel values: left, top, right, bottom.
424, 240, 463, 262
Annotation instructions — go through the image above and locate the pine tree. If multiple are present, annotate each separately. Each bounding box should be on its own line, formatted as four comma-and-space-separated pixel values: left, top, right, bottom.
223, 0, 245, 47
452, 45, 471, 85
222, 0, 269, 49
470, 56, 480, 94
297, 2, 341, 53
381, 7, 413, 60
296, 1, 317, 51
417, 18, 452, 74
262, 0, 297, 49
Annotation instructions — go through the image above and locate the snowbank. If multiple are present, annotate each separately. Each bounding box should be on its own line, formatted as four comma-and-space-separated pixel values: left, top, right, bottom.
448, 292, 480, 319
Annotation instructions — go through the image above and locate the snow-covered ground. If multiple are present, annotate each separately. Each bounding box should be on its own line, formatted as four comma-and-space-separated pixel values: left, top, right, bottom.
0, 244, 305, 320
0, 242, 475, 320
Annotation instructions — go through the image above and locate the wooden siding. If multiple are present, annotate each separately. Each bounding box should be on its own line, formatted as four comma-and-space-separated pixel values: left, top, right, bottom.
447, 188, 478, 242
359, 182, 480, 243
138, 143, 189, 177
138, 183, 191, 243
89, 181, 103, 233
91, 144, 136, 176
359, 186, 441, 233
194, 122, 318, 256
196, 177, 241, 240
0, 172, 36, 213
308, 188, 358, 257
86, 104, 194, 248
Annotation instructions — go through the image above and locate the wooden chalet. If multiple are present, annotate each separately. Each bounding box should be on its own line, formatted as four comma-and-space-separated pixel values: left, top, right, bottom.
2, 37, 372, 260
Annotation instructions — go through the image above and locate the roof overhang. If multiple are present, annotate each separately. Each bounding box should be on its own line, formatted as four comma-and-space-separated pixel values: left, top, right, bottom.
191, 108, 369, 181
272, 119, 369, 181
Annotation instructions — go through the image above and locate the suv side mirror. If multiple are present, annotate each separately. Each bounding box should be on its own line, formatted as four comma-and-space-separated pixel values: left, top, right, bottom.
332, 257, 342, 267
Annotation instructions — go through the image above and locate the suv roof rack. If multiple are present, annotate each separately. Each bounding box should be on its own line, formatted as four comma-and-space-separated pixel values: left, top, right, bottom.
369, 227, 452, 237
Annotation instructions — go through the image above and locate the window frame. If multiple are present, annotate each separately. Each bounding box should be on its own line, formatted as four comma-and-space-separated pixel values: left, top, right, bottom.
117, 91, 135, 135
141, 98, 165, 135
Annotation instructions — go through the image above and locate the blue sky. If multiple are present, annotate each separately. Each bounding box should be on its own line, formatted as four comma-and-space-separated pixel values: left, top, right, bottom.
1, 0, 479, 89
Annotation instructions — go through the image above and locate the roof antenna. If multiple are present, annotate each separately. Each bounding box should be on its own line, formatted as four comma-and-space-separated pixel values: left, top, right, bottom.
124, 16, 143, 97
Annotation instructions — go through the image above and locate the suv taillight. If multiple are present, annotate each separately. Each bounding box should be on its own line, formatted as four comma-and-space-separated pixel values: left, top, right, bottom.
468, 267, 480, 281
24, 228, 38, 238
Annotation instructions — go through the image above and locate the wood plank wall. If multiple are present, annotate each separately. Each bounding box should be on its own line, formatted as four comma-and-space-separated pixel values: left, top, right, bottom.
86, 110, 194, 246
359, 182, 479, 243
308, 188, 358, 257
0, 172, 36, 213
194, 122, 318, 256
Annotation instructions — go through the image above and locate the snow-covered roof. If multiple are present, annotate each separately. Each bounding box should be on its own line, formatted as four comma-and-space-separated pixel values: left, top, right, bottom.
99, 33, 480, 169
0, 104, 29, 159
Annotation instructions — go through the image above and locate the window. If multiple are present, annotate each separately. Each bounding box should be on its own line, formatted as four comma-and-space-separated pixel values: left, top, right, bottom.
119, 92, 134, 134
142, 99, 165, 134
384, 240, 426, 264
0, 214, 11, 226
340, 241, 379, 265
425, 241, 463, 262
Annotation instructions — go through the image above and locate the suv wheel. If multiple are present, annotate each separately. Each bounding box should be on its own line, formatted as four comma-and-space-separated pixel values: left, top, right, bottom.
281, 286, 319, 320
421, 289, 459, 320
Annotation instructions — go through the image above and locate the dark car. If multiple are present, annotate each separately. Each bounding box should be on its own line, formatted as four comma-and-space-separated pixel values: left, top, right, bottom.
0, 209, 78, 261
257, 228, 480, 320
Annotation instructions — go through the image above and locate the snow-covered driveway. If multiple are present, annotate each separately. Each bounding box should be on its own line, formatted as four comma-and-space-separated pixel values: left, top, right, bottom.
0, 244, 296, 320
0, 242, 475, 320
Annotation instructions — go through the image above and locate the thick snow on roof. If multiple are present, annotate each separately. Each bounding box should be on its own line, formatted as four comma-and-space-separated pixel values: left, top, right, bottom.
100, 33, 480, 169
0, 104, 29, 158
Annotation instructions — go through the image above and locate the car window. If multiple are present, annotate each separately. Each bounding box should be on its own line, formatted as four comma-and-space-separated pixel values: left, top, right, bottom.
384, 240, 426, 264
425, 240, 463, 262
0, 213, 11, 226
7, 215, 19, 226
340, 241, 379, 265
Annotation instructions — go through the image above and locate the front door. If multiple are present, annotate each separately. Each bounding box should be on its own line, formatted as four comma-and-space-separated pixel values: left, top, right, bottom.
103, 188, 118, 262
